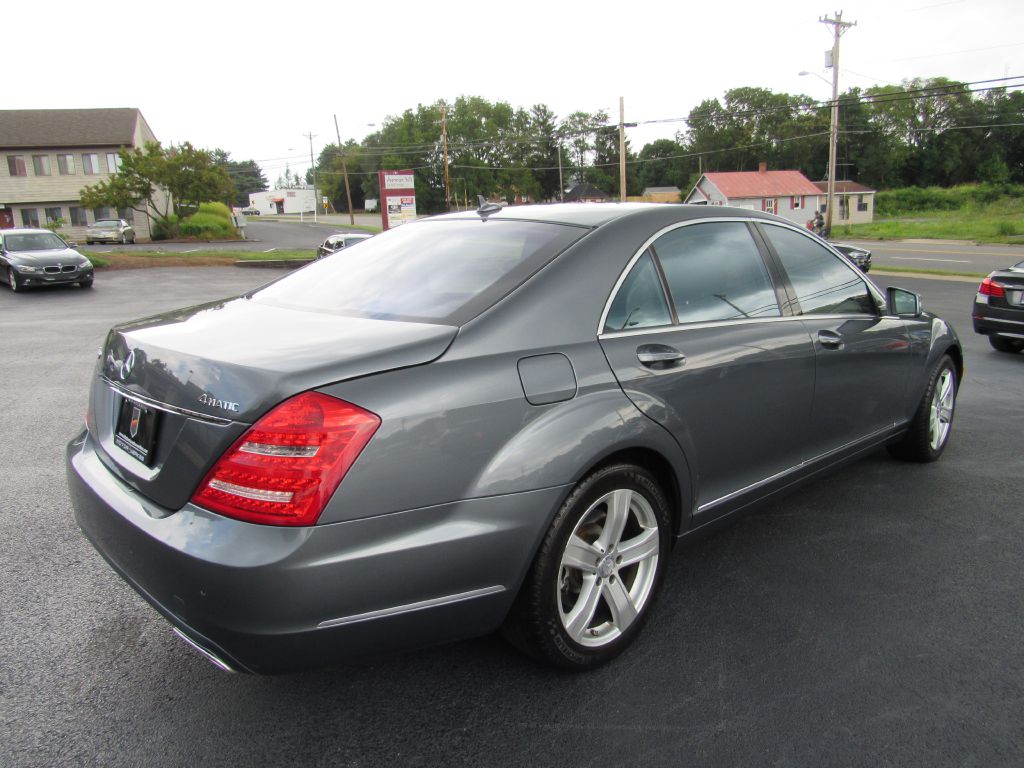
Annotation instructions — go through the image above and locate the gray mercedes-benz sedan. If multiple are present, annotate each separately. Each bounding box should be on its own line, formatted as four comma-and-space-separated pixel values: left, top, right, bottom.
66, 203, 962, 673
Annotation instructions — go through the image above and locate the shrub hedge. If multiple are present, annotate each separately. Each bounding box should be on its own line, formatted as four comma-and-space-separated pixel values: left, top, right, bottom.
875, 183, 1024, 217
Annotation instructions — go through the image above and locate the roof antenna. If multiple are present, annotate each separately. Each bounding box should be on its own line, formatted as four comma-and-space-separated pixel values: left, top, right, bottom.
476, 195, 502, 217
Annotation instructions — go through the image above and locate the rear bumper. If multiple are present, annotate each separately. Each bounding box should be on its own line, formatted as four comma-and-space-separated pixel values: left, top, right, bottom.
973, 298, 1024, 338
66, 429, 565, 673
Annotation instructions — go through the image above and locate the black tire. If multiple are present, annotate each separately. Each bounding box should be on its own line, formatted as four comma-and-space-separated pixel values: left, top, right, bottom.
79, 276, 94, 288
130, 234, 136, 244
8, 267, 20, 292
988, 336, 1022, 354
503, 463, 672, 671
888, 354, 957, 462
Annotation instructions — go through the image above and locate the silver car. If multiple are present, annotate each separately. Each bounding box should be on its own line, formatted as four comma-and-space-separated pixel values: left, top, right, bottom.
66, 203, 961, 673
86, 218, 136, 244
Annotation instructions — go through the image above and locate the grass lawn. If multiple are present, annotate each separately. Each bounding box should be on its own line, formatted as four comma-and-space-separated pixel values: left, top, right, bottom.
832, 197, 1024, 243
84, 249, 315, 269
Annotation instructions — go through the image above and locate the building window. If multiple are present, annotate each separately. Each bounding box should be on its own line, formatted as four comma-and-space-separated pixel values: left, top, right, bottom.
106, 152, 122, 174
790, 196, 803, 210
857, 194, 868, 212
33, 155, 51, 176
93, 207, 112, 221
21, 208, 40, 228
82, 154, 100, 175
69, 207, 88, 226
7, 156, 27, 176
763, 198, 777, 214
45, 207, 63, 224
117, 207, 134, 223
57, 154, 76, 175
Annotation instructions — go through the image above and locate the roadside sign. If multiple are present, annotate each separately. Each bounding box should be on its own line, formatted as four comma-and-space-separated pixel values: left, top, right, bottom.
378, 170, 416, 231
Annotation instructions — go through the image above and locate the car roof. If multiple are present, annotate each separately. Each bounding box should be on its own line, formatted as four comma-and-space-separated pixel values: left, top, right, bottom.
430, 201, 784, 228
1, 228, 53, 236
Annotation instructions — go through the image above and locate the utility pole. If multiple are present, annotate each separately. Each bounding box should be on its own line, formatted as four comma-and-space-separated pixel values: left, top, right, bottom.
619, 97, 627, 201
820, 10, 856, 237
441, 102, 451, 211
557, 141, 564, 202
333, 114, 355, 226
304, 131, 318, 223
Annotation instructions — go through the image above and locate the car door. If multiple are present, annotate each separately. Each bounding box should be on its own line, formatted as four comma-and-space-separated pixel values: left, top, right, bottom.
757, 222, 912, 459
599, 220, 816, 522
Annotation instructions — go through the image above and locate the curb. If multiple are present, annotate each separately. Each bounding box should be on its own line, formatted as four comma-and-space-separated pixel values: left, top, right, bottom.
235, 259, 313, 269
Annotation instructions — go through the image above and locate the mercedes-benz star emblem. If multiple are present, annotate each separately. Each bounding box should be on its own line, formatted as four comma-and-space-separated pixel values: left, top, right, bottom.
120, 349, 136, 381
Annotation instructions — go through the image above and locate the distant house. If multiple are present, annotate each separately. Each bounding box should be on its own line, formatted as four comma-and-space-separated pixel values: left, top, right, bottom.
641, 186, 681, 203
683, 164, 822, 226
0, 108, 165, 240
564, 183, 609, 203
812, 180, 876, 224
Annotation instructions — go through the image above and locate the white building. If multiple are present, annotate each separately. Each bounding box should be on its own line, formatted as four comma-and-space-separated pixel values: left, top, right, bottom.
249, 187, 316, 215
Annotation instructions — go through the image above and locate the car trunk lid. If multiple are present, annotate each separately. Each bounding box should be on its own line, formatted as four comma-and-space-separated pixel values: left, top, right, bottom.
90, 296, 456, 510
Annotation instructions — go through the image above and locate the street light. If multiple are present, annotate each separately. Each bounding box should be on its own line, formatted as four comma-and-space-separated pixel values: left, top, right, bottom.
798, 70, 831, 86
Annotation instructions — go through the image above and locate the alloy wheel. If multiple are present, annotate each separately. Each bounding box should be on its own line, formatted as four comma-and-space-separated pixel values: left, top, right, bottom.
928, 367, 955, 451
557, 488, 660, 647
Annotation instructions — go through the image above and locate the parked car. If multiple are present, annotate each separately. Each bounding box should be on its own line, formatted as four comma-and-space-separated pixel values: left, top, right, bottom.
241, 207, 260, 216
973, 259, 1024, 353
316, 232, 373, 259
1, 228, 94, 291
66, 203, 962, 674
829, 241, 872, 272
86, 218, 136, 245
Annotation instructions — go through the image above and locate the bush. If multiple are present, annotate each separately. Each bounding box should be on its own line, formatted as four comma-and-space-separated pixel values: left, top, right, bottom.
151, 215, 179, 241
995, 220, 1018, 237
196, 201, 233, 221
179, 211, 237, 239
876, 183, 1024, 217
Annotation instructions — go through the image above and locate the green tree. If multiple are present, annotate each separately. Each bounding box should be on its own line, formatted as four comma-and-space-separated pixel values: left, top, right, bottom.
212, 149, 269, 207
80, 142, 234, 229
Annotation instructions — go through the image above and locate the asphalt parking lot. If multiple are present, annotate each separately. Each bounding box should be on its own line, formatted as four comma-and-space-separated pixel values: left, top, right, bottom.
1, 267, 1022, 767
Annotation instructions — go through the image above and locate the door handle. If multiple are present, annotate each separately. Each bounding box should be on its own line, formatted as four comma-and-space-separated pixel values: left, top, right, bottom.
817, 330, 844, 350
637, 344, 686, 367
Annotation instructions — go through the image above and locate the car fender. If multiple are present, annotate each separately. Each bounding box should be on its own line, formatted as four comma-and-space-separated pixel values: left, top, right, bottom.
904, 314, 962, 413
466, 387, 694, 528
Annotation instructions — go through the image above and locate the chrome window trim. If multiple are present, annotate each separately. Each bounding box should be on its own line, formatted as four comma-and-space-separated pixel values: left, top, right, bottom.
696, 423, 901, 514
102, 376, 235, 425
598, 312, 877, 340
317, 585, 506, 629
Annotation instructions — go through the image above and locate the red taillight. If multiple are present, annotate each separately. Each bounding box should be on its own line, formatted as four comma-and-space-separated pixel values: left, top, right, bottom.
979, 278, 1005, 298
191, 392, 380, 526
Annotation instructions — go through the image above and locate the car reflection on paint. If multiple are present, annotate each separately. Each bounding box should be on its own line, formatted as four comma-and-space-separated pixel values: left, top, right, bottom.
66, 203, 961, 674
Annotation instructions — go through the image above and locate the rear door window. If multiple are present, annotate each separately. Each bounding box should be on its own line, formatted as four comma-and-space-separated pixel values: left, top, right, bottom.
603, 251, 672, 332
653, 221, 781, 324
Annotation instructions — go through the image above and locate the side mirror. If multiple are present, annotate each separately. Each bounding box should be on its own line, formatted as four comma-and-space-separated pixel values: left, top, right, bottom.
887, 286, 923, 317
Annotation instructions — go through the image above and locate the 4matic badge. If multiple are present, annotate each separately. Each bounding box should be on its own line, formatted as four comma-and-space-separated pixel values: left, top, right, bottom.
198, 392, 241, 413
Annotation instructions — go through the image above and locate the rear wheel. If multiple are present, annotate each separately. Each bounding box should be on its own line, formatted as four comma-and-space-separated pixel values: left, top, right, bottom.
8, 267, 20, 292
504, 463, 671, 670
888, 354, 957, 462
989, 336, 1022, 354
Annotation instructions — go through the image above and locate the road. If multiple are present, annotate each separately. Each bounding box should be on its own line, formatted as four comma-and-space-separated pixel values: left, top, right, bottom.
1, 267, 1022, 767
845, 239, 1024, 274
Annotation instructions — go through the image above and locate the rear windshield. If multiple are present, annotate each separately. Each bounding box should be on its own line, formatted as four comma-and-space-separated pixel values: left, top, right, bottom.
251, 218, 585, 324
93, 220, 119, 228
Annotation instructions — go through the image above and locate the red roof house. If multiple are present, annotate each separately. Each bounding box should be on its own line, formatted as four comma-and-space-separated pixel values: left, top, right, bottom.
684, 163, 823, 225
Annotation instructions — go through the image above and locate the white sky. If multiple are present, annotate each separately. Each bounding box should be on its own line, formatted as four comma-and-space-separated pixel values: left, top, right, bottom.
8, 0, 1022, 183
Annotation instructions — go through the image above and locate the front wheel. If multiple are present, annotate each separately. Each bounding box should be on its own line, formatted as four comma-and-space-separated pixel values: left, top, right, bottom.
8, 267, 20, 292
79, 276, 94, 288
888, 354, 957, 462
504, 463, 672, 670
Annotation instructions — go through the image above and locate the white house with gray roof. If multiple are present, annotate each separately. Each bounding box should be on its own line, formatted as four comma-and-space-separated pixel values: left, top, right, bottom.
0, 108, 164, 241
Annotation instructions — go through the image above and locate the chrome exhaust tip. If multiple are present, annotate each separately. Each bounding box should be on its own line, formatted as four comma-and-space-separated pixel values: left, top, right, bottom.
172, 627, 236, 673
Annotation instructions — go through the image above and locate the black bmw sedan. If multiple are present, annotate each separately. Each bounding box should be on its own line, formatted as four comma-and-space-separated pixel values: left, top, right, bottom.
973, 258, 1024, 353
1, 228, 94, 291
